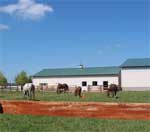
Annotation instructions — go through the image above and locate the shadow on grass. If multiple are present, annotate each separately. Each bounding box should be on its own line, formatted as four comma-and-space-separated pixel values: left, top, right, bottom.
27, 99, 40, 101
143, 96, 150, 98
115, 96, 120, 99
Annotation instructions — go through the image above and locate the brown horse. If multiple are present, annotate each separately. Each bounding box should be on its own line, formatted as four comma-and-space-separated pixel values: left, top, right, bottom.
107, 84, 121, 98
74, 86, 82, 98
57, 83, 69, 94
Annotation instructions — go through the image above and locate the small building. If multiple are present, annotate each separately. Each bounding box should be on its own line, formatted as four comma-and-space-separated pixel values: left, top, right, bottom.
32, 66, 120, 91
120, 58, 150, 91
32, 58, 150, 91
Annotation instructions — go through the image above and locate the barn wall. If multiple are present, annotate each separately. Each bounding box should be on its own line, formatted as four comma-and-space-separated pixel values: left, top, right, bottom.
121, 68, 150, 91
32, 76, 119, 91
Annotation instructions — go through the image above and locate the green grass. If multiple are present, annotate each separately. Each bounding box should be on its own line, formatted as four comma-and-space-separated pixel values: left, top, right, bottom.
0, 114, 150, 132
0, 91, 150, 103
0, 91, 150, 131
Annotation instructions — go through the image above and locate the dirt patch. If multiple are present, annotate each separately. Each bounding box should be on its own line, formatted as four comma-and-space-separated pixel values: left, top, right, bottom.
0, 100, 150, 120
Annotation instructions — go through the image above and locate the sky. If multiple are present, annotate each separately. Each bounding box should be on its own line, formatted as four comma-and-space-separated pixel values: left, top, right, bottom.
0, 0, 149, 82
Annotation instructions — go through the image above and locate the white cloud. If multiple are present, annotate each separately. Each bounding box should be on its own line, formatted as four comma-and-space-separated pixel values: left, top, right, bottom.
0, 0, 53, 20
0, 24, 9, 31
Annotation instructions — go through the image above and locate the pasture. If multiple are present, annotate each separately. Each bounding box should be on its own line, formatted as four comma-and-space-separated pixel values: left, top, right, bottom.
0, 91, 150, 103
0, 114, 150, 132
0, 91, 150, 132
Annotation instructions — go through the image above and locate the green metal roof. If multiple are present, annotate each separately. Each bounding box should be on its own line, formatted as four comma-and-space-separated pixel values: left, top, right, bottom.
33, 66, 120, 77
121, 58, 150, 68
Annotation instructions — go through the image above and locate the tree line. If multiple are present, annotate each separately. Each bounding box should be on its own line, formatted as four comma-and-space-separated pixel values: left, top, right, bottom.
0, 71, 32, 87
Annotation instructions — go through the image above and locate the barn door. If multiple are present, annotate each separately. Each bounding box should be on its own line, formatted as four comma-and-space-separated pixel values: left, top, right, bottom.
81, 81, 88, 91
103, 81, 108, 90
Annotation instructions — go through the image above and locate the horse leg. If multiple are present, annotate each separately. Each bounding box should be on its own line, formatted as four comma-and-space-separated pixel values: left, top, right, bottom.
59, 88, 63, 94
79, 89, 82, 98
64, 88, 66, 93
77, 90, 79, 97
74, 89, 77, 96
29, 89, 33, 100
65, 89, 67, 93
114, 90, 117, 98
24, 90, 28, 99
32, 89, 35, 100
29, 90, 31, 100
112, 92, 114, 97
107, 90, 110, 97
31, 91, 34, 100
23, 91, 26, 98
24, 90, 29, 99
30, 86, 34, 100
57, 88, 60, 94
112, 89, 117, 98
26, 90, 30, 99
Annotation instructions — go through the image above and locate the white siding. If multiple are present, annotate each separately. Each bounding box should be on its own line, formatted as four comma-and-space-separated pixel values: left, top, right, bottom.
121, 68, 150, 91
32, 76, 119, 91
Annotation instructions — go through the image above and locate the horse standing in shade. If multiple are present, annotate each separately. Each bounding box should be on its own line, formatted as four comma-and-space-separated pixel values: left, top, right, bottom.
56, 83, 69, 94
107, 84, 122, 98
23, 83, 35, 100
74, 86, 82, 98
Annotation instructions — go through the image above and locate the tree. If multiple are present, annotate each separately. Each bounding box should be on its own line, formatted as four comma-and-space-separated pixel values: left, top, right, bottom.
28, 76, 32, 83
15, 71, 29, 86
0, 72, 7, 87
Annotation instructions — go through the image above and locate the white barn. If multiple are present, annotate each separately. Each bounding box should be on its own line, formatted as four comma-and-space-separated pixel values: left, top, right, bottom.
32, 66, 120, 91
32, 58, 150, 91
121, 58, 150, 91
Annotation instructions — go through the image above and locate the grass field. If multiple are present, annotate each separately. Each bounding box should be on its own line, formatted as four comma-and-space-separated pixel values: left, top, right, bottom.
0, 114, 150, 132
0, 91, 150, 103
0, 91, 150, 132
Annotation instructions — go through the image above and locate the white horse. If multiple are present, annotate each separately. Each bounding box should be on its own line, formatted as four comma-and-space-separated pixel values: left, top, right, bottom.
23, 83, 35, 100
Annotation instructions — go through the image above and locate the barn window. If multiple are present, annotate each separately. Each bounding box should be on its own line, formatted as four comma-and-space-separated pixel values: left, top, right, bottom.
82, 81, 87, 86
40, 83, 48, 86
92, 81, 98, 86
103, 81, 108, 87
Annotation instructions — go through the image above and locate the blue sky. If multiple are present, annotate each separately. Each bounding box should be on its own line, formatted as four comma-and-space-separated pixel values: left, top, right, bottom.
0, 0, 149, 82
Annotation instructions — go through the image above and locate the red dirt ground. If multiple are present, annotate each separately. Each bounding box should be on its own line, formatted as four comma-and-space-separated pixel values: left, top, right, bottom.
0, 100, 150, 120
